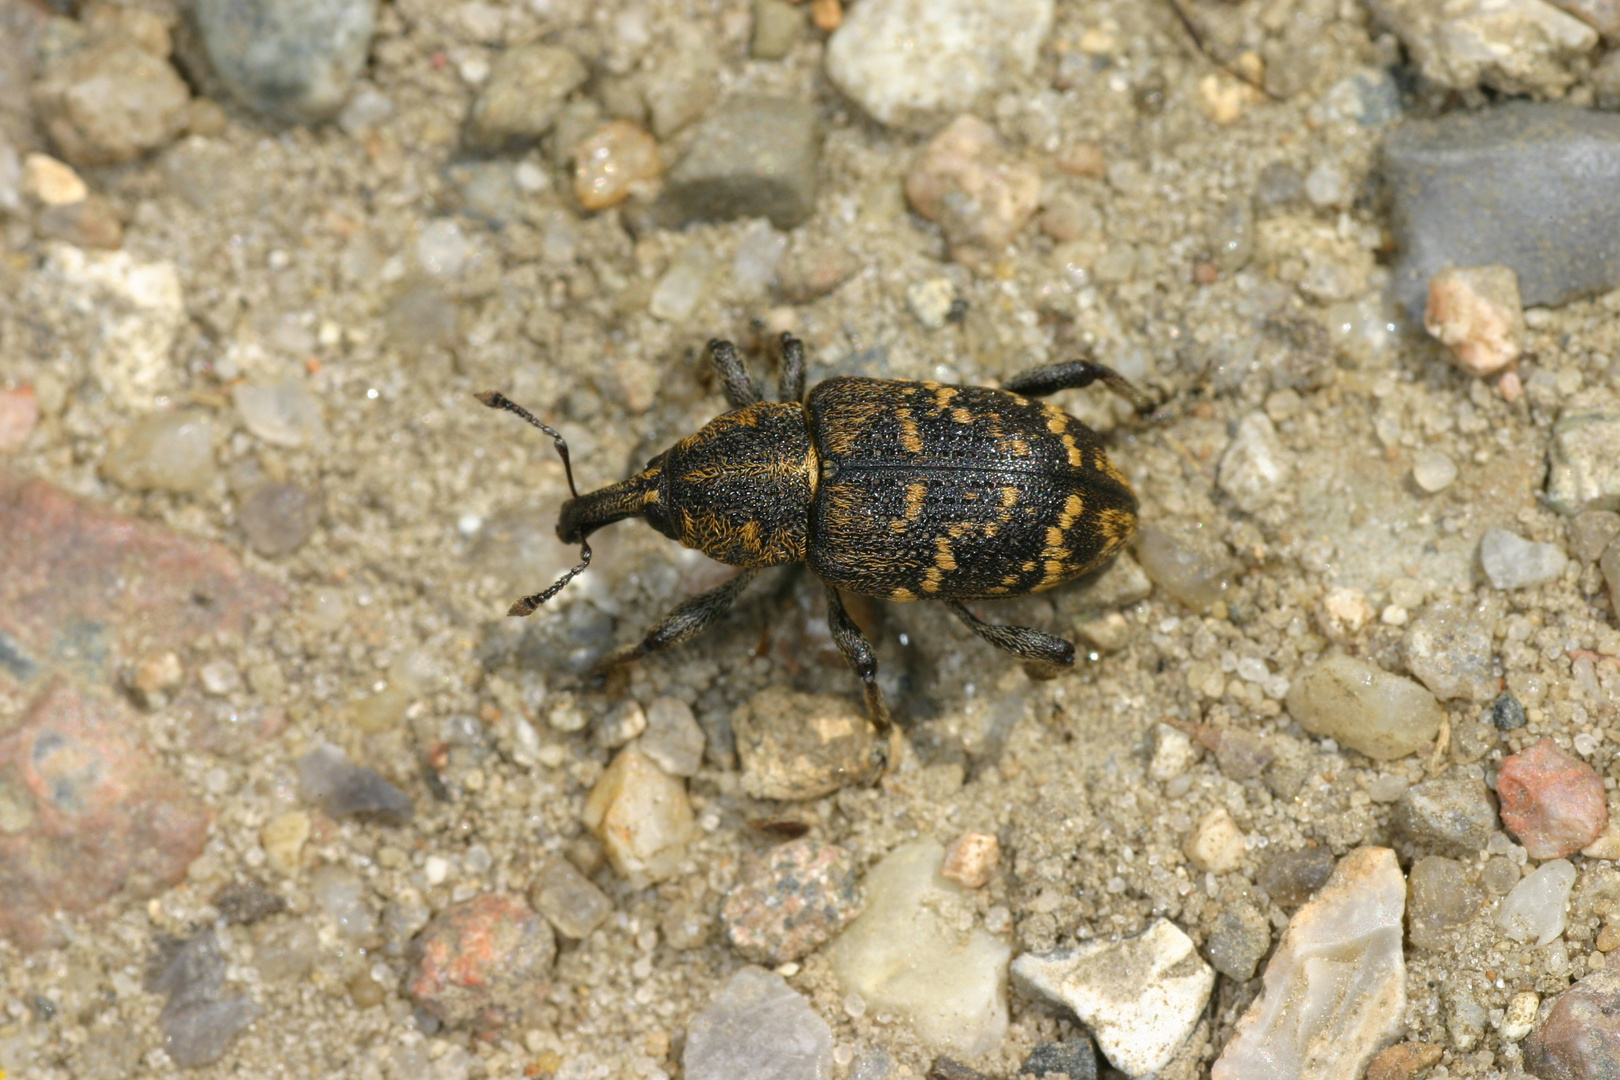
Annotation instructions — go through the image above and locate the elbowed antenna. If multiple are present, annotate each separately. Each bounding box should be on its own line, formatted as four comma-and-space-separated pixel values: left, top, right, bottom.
475, 390, 592, 616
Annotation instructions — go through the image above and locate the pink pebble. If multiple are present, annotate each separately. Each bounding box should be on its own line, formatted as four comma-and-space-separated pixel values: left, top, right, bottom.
1497, 737, 1607, 859
0, 386, 39, 453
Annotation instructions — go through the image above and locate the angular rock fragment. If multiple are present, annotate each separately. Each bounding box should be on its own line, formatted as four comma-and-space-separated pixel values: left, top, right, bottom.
1423, 265, 1524, 377
683, 967, 833, 1080
296, 743, 413, 825
661, 97, 820, 230
1496, 737, 1607, 857
582, 745, 696, 886
406, 893, 555, 1036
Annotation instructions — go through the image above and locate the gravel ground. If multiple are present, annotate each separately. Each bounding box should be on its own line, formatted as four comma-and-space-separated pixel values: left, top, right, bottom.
3, 0, 1620, 1078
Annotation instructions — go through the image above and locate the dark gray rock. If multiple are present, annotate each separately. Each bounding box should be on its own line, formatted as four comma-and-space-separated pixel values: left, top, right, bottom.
661, 97, 820, 230
1019, 1038, 1098, 1079
1385, 103, 1620, 319
1395, 775, 1498, 856
1490, 693, 1527, 731
194, 0, 375, 122
1205, 901, 1271, 981
296, 742, 412, 825
1255, 846, 1336, 911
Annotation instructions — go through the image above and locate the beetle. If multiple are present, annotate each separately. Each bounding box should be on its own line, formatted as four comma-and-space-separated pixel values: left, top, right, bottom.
476, 333, 1148, 763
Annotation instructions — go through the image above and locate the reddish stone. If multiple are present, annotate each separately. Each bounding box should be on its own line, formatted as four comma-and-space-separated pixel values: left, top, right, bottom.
0, 471, 285, 691
1524, 968, 1620, 1080
1366, 1041, 1443, 1080
0, 679, 211, 950
721, 838, 864, 964
406, 893, 556, 1036
0, 387, 39, 453
1497, 737, 1608, 859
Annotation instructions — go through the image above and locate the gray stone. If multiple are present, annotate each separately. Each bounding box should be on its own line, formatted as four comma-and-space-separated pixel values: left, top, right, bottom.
1217, 412, 1291, 514
194, 0, 376, 122
103, 410, 218, 494
1406, 855, 1484, 951
1020, 1039, 1098, 1080
824, 0, 1054, 130
1547, 411, 1620, 515
1480, 527, 1568, 590
1490, 693, 1528, 731
239, 482, 317, 558
638, 697, 705, 777
661, 97, 820, 230
296, 743, 412, 825
751, 0, 806, 60
1013, 920, 1213, 1077
1205, 901, 1271, 981
465, 44, 586, 150
150, 931, 261, 1068
33, 38, 190, 166
528, 856, 612, 939
1553, 0, 1620, 40
643, 24, 719, 139
1385, 104, 1620, 319
1568, 508, 1620, 563
1497, 858, 1576, 944
1366, 0, 1596, 96
684, 967, 834, 1080
1404, 601, 1494, 702
1395, 776, 1498, 856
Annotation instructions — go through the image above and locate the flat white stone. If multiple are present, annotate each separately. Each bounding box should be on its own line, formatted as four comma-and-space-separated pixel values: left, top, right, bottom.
1012, 919, 1213, 1076
826, 841, 1009, 1057
1212, 847, 1406, 1080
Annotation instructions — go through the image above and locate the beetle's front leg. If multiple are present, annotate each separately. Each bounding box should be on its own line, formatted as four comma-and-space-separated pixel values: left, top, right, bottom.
824, 585, 901, 778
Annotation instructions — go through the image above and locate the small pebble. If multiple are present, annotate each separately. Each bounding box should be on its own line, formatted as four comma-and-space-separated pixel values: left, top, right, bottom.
261, 810, 309, 876
212, 880, 285, 925
1490, 692, 1528, 731
721, 839, 863, 964
1205, 900, 1271, 981
1424, 265, 1525, 376
638, 697, 706, 777
1365, 1042, 1443, 1080
1496, 737, 1608, 858
150, 931, 261, 1068
1183, 807, 1246, 874
1019, 1038, 1098, 1080
1368, 0, 1595, 95
1133, 524, 1237, 614
661, 97, 821, 230
406, 893, 556, 1036
1304, 162, 1348, 208
1406, 855, 1484, 951
251, 919, 317, 981
940, 832, 999, 889
1411, 449, 1457, 493
1480, 526, 1568, 590
235, 379, 324, 448
311, 864, 375, 938
1056, 141, 1106, 177
1546, 410, 1620, 515
1569, 508, 1620, 563
1404, 601, 1495, 702
751, 0, 806, 59
239, 482, 318, 558
905, 115, 1040, 262
1257, 846, 1339, 911
1285, 654, 1445, 760
573, 121, 662, 211
102, 410, 218, 494
22, 152, 86, 205
649, 244, 717, 323
36, 193, 123, 249
683, 967, 833, 1080
906, 278, 957, 330
1217, 412, 1290, 513
1499, 990, 1540, 1041
1395, 775, 1498, 856
582, 745, 696, 886
464, 44, 586, 149
824, 0, 1054, 129
733, 688, 875, 800
296, 742, 413, 825
194, 0, 375, 122
1524, 969, 1620, 1079
528, 856, 612, 939
593, 699, 646, 749
1254, 162, 1305, 209
642, 25, 719, 139
1013, 919, 1213, 1076
731, 220, 788, 297
1496, 858, 1577, 945
1148, 724, 1196, 781
33, 38, 190, 165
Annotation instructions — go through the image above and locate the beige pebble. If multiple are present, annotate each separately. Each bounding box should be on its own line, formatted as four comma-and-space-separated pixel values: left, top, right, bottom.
23, 153, 88, 206
941, 832, 999, 889
1184, 806, 1247, 873
262, 810, 311, 876
1197, 74, 1249, 126
573, 121, 662, 211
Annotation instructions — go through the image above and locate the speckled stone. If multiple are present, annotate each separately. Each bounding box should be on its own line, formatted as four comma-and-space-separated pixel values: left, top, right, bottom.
194, 0, 376, 122
1524, 968, 1620, 1080
0, 680, 211, 950
1496, 738, 1607, 858
1404, 601, 1496, 702
1255, 846, 1339, 912
1547, 411, 1620, 516
1019, 1039, 1098, 1079
528, 857, 612, 940
1394, 775, 1498, 856
151, 930, 261, 1067
406, 893, 555, 1036
1367, 0, 1595, 96
1205, 900, 1271, 981
721, 838, 863, 964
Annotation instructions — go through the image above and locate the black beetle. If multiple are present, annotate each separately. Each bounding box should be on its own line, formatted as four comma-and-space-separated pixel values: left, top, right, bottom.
477, 334, 1147, 757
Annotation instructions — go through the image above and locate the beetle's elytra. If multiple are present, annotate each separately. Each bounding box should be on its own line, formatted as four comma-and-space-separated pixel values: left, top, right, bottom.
477, 334, 1148, 764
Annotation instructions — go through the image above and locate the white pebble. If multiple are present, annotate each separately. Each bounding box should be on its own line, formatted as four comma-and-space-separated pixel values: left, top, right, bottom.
1411, 449, 1458, 493
424, 855, 451, 885
1496, 859, 1576, 945
1479, 527, 1568, 590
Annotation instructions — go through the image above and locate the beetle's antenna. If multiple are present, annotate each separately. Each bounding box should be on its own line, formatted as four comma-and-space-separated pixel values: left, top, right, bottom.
475, 390, 592, 616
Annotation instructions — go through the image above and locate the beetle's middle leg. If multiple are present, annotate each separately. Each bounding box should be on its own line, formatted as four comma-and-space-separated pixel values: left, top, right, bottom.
1002, 355, 1153, 415
594, 568, 761, 671
944, 601, 1076, 668
824, 585, 899, 776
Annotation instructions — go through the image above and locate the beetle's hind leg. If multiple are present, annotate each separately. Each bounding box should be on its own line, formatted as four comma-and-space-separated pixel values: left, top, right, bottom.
1003, 354, 1154, 415
824, 586, 900, 778
777, 333, 806, 403
594, 569, 761, 672
945, 600, 1076, 669
709, 339, 763, 408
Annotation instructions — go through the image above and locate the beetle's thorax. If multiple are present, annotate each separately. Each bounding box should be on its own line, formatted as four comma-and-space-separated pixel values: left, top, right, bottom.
650, 400, 817, 568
